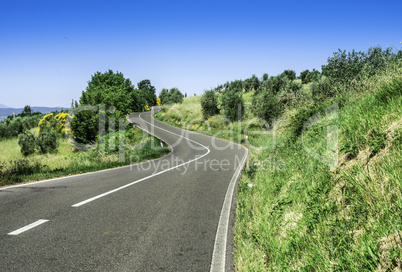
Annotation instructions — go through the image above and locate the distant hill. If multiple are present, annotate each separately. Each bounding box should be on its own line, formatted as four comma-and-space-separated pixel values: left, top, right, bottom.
0, 107, 66, 121
0, 104, 9, 108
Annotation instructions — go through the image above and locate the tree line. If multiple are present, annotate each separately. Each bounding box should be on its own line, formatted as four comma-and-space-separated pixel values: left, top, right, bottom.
7, 69, 186, 156
200, 46, 402, 129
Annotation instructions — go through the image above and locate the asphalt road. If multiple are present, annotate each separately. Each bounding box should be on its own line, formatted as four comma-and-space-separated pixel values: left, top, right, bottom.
0, 108, 248, 271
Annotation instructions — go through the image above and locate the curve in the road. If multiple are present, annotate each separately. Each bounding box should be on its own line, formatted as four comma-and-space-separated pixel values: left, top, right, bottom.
0, 108, 248, 272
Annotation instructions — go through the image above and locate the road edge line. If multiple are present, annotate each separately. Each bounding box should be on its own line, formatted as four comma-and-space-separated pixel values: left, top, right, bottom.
210, 147, 249, 272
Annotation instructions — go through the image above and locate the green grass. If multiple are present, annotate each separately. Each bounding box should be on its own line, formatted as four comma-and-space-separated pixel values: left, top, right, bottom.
0, 126, 170, 186
155, 62, 402, 271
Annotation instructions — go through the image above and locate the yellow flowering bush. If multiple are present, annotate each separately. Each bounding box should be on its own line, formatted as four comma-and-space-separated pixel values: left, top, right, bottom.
37, 112, 71, 135
54, 112, 69, 134
38, 113, 54, 134
156, 97, 161, 106
144, 105, 150, 111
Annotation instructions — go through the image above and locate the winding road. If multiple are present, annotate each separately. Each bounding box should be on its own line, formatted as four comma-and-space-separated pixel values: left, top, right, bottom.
0, 108, 248, 271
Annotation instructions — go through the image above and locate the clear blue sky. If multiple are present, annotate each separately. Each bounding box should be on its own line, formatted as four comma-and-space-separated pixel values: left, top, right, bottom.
1, 0, 401, 108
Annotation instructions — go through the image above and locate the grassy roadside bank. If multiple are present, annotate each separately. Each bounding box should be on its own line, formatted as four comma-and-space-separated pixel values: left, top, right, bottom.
156, 63, 402, 270
0, 126, 170, 187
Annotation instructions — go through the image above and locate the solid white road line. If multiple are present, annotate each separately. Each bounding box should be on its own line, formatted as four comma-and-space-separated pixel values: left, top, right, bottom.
72, 113, 210, 207
210, 147, 249, 272
8, 220, 49, 236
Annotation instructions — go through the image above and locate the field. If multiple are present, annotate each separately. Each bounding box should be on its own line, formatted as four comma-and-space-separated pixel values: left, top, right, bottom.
0, 126, 170, 186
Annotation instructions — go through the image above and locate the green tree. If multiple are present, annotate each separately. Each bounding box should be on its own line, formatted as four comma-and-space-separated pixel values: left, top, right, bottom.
200, 90, 220, 119
311, 76, 337, 102
222, 88, 244, 122
249, 74, 260, 91
159, 88, 169, 104
137, 79, 157, 106
299, 69, 321, 84
169, 88, 184, 104
72, 70, 152, 145
230, 80, 244, 92
70, 108, 98, 144
160, 88, 184, 104
260, 74, 289, 95
299, 69, 310, 83
321, 49, 365, 83
281, 70, 296, 80
81, 69, 136, 114
252, 89, 283, 125
22, 105, 33, 116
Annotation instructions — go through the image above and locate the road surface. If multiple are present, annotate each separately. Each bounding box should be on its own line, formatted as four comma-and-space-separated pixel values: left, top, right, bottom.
0, 108, 248, 271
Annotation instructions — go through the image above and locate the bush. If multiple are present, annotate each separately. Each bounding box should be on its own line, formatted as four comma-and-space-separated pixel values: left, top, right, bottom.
252, 89, 283, 125
311, 76, 337, 102
260, 74, 289, 95
321, 47, 401, 84
0, 122, 6, 139
18, 131, 36, 156
222, 88, 244, 122
70, 108, 99, 144
278, 80, 303, 107
36, 127, 58, 154
7, 118, 24, 138
299, 69, 321, 84
288, 104, 325, 140
0, 159, 43, 184
200, 90, 220, 119
281, 70, 296, 80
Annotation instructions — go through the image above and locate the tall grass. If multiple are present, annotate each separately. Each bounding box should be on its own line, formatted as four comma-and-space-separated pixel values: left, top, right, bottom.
234, 64, 402, 271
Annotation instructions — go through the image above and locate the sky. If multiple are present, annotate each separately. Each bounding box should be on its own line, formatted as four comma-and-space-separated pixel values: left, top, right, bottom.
1, 0, 401, 108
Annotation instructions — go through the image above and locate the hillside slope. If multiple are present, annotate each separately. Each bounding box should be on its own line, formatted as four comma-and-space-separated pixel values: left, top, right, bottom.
156, 61, 402, 271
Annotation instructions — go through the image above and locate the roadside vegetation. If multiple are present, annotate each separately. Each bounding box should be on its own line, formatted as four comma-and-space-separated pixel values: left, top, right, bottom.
156, 46, 402, 271
0, 70, 171, 186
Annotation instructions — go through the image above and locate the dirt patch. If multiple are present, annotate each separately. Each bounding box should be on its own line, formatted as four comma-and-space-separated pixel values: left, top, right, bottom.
279, 211, 303, 240
376, 232, 402, 271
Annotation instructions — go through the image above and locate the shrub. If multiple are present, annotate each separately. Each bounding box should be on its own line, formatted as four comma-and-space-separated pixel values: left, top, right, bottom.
278, 80, 303, 107
70, 108, 98, 144
0, 159, 43, 184
288, 103, 325, 140
260, 74, 289, 95
7, 117, 24, 138
36, 127, 58, 154
222, 88, 244, 122
281, 70, 296, 80
321, 47, 401, 84
252, 89, 283, 125
311, 76, 337, 102
18, 131, 36, 156
54, 112, 70, 134
300, 69, 321, 84
0, 122, 7, 139
200, 90, 220, 119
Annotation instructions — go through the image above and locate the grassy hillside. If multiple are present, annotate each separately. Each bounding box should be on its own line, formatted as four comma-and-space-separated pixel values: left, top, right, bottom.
156, 62, 402, 271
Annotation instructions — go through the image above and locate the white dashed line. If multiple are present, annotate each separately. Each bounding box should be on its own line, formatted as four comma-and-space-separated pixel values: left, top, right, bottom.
8, 220, 49, 235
